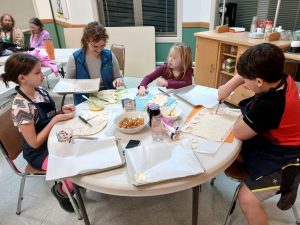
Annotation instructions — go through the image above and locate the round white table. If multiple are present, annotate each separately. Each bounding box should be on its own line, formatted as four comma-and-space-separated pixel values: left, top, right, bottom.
48, 87, 242, 225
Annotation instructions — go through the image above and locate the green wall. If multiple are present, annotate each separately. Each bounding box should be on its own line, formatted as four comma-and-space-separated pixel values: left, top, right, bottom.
24, 23, 66, 49
25, 23, 208, 62
156, 27, 208, 62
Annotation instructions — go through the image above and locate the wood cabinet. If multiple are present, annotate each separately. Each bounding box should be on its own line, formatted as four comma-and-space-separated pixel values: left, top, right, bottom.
194, 38, 219, 88
194, 31, 298, 106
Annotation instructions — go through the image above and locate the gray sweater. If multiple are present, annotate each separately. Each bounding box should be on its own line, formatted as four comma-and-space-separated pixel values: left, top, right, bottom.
66, 51, 123, 90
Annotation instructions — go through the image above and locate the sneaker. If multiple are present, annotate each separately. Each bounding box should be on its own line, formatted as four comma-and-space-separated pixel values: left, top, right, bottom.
51, 182, 77, 213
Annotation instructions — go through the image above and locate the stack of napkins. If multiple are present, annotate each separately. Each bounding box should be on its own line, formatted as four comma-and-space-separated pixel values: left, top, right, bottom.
125, 142, 204, 185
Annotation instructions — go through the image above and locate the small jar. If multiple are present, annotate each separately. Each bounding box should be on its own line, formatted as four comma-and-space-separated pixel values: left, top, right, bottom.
147, 103, 160, 127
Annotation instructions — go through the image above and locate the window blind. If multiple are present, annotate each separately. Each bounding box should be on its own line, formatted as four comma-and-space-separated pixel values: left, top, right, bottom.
142, 0, 176, 35
102, 0, 135, 26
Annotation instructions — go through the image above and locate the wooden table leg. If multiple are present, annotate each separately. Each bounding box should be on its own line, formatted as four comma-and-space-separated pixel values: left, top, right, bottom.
192, 185, 200, 225
73, 184, 90, 225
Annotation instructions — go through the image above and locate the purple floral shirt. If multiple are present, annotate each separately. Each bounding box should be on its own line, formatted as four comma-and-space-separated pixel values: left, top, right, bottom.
29, 29, 51, 48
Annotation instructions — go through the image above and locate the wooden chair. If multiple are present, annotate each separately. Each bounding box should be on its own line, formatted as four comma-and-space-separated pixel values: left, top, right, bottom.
224, 160, 300, 225
111, 43, 125, 76
0, 102, 81, 218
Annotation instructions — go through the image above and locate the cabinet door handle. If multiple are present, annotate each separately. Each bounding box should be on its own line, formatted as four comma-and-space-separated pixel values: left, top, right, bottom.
210, 64, 215, 73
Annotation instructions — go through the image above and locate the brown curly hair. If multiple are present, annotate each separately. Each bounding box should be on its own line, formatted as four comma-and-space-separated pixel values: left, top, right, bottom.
81, 21, 109, 52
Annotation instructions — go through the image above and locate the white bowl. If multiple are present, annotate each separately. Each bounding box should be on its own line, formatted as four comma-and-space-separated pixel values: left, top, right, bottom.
161, 106, 182, 121
114, 111, 149, 134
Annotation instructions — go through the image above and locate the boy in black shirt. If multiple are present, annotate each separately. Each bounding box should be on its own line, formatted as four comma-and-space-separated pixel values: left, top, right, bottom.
218, 43, 300, 225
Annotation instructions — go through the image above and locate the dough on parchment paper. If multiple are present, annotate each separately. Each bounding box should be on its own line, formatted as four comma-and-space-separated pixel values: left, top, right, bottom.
72, 115, 108, 136
191, 114, 236, 141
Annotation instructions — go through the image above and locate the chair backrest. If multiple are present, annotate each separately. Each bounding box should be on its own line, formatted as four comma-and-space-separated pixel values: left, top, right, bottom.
111, 44, 125, 75
0, 102, 24, 160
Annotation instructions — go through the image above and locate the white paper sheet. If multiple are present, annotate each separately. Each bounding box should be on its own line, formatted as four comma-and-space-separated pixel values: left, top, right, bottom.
190, 136, 223, 154
52, 78, 100, 94
125, 142, 205, 185
46, 136, 123, 180
175, 85, 219, 108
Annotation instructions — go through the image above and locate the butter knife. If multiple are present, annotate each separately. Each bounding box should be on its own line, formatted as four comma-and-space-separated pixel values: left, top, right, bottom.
215, 100, 222, 114
78, 115, 93, 127
158, 87, 171, 97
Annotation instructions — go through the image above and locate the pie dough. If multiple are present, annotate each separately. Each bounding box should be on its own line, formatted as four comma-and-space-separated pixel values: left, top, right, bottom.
72, 113, 108, 136
182, 108, 240, 141
96, 90, 118, 104
149, 94, 168, 107
191, 114, 235, 141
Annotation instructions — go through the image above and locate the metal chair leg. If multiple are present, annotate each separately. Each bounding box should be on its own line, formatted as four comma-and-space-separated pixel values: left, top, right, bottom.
61, 180, 82, 220
224, 182, 242, 225
16, 176, 26, 215
292, 205, 300, 225
211, 177, 216, 186
46, 75, 50, 89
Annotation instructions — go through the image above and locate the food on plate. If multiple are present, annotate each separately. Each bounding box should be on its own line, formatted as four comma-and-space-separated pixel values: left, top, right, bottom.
149, 94, 168, 107
97, 90, 118, 103
119, 117, 144, 129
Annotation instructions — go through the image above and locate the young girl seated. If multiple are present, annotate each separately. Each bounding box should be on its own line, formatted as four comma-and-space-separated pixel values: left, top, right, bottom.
137, 43, 193, 96
1, 53, 77, 213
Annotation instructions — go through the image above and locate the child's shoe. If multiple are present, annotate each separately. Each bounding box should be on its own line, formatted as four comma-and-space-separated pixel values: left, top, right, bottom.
51, 182, 77, 213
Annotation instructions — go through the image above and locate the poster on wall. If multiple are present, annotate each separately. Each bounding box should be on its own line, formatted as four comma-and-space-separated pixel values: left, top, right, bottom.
56, 0, 70, 20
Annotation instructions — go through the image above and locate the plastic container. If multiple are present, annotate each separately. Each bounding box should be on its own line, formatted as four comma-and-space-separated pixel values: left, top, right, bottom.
250, 16, 257, 33
151, 115, 163, 142
44, 39, 55, 60
265, 20, 273, 34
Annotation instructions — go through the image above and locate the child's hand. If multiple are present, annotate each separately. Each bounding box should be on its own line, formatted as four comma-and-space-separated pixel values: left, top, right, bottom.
218, 84, 232, 101
156, 78, 168, 87
113, 78, 124, 87
62, 104, 76, 114
53, 112, 75, 123
137, 86, 147, 96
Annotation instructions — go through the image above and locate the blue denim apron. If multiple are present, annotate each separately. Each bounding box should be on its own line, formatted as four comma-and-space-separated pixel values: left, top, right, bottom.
16, 87, 56, 170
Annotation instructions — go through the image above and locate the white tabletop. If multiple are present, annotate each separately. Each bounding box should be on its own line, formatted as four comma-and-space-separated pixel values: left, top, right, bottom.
40, 48, 78, 66
0, 48, 77, 67
0, 66, 16, 100
48, 87, 241, 197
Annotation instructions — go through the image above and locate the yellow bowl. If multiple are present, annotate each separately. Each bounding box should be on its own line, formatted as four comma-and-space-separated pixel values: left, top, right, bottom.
161, 106, 182, 121
88, 99, 105, 111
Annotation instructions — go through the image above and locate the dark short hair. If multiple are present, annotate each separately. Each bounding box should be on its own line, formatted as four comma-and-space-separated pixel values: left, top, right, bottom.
0, 13, 15, 28
81, 21, 109, 51
1, 53, 39, 87
29, 17, 44, 30
237, 43, 285, 82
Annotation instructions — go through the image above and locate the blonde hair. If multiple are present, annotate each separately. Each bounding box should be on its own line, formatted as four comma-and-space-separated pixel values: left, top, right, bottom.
166, 43, 192, 80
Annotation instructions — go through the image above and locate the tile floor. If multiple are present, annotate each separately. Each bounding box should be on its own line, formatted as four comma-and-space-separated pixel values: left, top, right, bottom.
0, 75, 299, 225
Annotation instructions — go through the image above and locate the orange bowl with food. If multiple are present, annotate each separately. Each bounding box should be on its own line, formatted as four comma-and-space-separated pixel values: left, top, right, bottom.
114, 112, 149, 134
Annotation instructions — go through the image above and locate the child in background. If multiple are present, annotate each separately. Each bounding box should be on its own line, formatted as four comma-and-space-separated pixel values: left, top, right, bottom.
1, 53, 77, 213
29, 17, 51, 49
218, 43, 300, 225
137, 43, 193, 96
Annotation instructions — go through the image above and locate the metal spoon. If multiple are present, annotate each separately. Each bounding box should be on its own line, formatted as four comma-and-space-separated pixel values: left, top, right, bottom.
81, 95, 97, 104
168, 102, 178, 116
